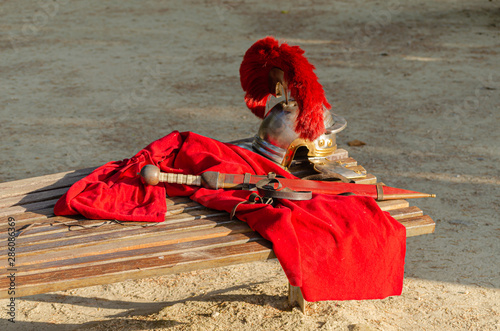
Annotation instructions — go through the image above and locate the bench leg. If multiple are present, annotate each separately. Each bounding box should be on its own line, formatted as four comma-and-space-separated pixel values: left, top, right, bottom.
288, 283, 307, 314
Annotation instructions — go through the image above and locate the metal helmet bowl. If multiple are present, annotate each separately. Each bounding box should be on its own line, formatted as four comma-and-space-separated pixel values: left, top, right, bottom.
252, 100, 347, 168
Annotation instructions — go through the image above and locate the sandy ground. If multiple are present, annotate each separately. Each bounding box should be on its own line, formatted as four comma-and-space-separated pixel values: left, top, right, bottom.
1, 0, 499, 330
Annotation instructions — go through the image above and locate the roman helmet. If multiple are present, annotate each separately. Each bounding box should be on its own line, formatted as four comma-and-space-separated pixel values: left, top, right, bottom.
240, 36, 347, 168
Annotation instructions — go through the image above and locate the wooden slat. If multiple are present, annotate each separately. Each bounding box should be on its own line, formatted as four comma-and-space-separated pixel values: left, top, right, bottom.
376, 199, 410, 211
2, 213, 434, 272
0, 240, 275, 299
0, 217, 109, 240
0, 208, 211, 241
0, 200, 423, 242
11, 212, 229, 251
0, 203, 214, 240
0, 221, 256, 270
353, 174, 377, 184
2, 211, 434, 272
0, 187, 69, 209
166, 196, 193, 206
0, 208, 433, 270
289, 284, 306, 313
388, 206, 423, 220
6, 232, 264, 275
0, 167, 94, 198
0, 203, 427, 241
402, 215, 435, 237
0, 198, 61, 217
0, 214, 231, 257
166, 200, 202, 211
0, 199, 203, 235
163, 207, 223, 222
0, 209, 55, 234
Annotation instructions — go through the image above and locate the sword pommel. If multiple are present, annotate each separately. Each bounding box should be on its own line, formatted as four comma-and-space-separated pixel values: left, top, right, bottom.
140, 164, 161, 186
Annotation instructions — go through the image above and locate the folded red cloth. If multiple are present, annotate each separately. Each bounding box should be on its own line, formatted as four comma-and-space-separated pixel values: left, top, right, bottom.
54, 131, 406, 301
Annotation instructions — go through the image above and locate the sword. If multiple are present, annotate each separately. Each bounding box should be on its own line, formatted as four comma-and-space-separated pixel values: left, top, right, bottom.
139, 165, 436, 201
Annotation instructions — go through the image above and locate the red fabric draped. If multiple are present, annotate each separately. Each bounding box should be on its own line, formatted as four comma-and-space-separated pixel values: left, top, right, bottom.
54, 131, 406, 302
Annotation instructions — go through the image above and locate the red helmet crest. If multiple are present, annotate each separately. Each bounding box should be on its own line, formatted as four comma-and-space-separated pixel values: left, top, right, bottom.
239, 36, 331, 141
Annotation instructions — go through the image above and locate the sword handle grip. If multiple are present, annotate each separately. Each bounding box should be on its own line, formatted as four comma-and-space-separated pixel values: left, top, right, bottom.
140, 165, 202, 186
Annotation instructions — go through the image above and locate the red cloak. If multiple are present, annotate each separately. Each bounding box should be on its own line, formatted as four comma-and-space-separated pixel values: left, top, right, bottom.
55, 131, 406, 302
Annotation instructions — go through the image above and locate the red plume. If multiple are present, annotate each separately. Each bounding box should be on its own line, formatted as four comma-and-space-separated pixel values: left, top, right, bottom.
239, 36, 331, 141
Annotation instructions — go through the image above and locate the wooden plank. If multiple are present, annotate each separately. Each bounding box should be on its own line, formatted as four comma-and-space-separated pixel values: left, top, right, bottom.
0, 214, 232, 256
0, 198, 417, 231
1, 209, 433, 269
0, 239, 275, 299
0, 187, 69, 209
402, 215, 435, 237
162, 207, 224, 222
0, 208, 54, 224
0, 198, 61, 217
376, 200, 410, 211
0, 205, 222, 242
307, 157, 358, 167
0, 223, 258, 271
289, 284, 306, 313
0, 208, 54, 233
11, 214, 233, 252
0, 199, 59, 218
0, 216, 110, 240
0, 213, 434, 298
166, 200, 203, 214
39, 239, 270, 283
0, 212, 434, 274
1, 200, 424, 242
1, 207, 432, 254
6, 232, 264, 276
388, 206, 423, 220
166, 196, 193, 206
1, 205, 218, 239
353, 174, 377, 184
0, 198, 203, 235
0, 167, 94, 198
2, 206, 428, 245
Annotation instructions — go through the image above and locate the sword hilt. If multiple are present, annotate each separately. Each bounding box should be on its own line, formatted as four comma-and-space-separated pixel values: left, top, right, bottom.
140, 165, 202, 186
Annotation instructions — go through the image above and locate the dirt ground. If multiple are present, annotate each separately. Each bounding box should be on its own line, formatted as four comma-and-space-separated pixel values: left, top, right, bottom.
1, 0, 499, 330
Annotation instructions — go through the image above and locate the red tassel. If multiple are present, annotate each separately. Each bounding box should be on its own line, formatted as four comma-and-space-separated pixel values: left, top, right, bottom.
239, 36, 331, 141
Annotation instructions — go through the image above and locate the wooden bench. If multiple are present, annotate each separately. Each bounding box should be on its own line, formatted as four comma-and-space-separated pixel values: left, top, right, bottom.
0, 147, 435, 313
